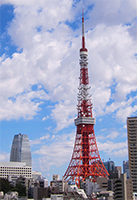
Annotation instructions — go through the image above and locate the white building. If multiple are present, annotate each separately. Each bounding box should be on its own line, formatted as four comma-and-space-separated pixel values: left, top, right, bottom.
67, 181, 87, 199
53, 174, 59, 181
85, 179, 100, 196
32, 171, 48, 188
3, 192, 18, 200
0, 161, 32, 179
32, 171, 42, 180
50, 179, 67, 193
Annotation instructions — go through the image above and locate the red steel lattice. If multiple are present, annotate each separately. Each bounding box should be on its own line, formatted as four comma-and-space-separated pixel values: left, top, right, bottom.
63, 11, 109, 187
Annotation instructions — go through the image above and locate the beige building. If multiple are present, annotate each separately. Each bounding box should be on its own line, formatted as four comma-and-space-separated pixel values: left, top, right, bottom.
0, 161, 32, 179
96, 177, 108, 190
126, 179, 133, 200
113, 173, 127, 200
127, 116, 137, 192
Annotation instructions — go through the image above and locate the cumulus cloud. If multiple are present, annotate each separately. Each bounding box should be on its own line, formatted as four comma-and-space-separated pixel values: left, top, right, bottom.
98, 140, 128, 156
0, 0, 137, 175
42, 116, 49, 121
0, 0, 137, 130
33, 132, 75, 171
0, 152, 10, 161
31, 132, 128, 172
30, 133, 52, 146
107, 131, 119, 139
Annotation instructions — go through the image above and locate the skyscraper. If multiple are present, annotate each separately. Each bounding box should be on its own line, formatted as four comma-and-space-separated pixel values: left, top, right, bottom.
127, 116, 137, 192
10, 133, 31, 166
123, 160, 129, 179
103, 160, 115, 173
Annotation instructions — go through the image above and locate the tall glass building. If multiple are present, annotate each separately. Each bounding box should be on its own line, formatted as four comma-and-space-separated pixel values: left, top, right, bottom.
123, 160, 129, 179
103, 160, 115, 173
10, 133, 31, 166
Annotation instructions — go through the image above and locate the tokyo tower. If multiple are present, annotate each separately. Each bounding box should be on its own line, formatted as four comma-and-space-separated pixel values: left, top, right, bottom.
63, 11, 109, 187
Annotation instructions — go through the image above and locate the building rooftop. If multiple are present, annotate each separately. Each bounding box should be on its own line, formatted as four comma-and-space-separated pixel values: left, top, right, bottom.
0, 161, 29, 167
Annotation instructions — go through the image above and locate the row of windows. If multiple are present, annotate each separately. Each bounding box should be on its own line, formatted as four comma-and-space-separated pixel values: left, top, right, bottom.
0, 170, 31, 173
0, 168, 31, 170
0, 170, 31, 172
0, 173, 31, 176
1, 168, 31, 170
0, 175, 31, 178
1, 170, 31, 172
129, 136, 137, 138
0, 167, 31, 169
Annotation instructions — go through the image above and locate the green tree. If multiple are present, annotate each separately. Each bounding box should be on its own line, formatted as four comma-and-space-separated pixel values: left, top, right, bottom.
11, 183, 26, 196
0, 178, 13, 194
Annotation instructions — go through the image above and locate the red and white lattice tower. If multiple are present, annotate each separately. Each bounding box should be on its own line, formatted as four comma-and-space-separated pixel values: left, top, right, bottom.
63, 11, 109, 187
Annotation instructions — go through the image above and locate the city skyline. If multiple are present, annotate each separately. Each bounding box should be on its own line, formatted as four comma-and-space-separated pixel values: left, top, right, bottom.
0, 0, 137, 182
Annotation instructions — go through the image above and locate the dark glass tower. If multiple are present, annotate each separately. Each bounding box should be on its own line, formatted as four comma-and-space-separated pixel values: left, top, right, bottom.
103, 160, 115, 173
10, 133, 31, 166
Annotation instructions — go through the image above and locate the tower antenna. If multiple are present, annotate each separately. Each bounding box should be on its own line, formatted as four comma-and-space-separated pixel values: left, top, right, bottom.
80, 9, 87, 52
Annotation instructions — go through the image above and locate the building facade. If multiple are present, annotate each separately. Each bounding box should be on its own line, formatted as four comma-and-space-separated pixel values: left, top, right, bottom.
126, 179, 133, 200
0, 161, 32, 179
123, 160, 130, 179
10, 133, 31, 166
103, 160, 115, 174
113, 173, 127, 200
127, 116, 137, 192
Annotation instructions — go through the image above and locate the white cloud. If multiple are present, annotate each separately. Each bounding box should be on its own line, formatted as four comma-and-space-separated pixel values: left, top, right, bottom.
107, 131, 119, 139
32, 132, 128, 172
1, 0, 137, 182
116, 104, 137, 123
33, 132, 75, 171
30, 133, 53, 146
0, 0, 137, 130
112, 148, 128, 157
98, 140, 128, 157
0, 89, 49, 120
1, 0, 137, 181
40, 134, 50, 140
42, 116, 49, 121
0, 152, 10, 161
51, 100, 76, 131
86, 0, 137, 29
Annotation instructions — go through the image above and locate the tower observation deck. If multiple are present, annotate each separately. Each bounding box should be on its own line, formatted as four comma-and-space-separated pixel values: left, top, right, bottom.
63, 11, 109, 187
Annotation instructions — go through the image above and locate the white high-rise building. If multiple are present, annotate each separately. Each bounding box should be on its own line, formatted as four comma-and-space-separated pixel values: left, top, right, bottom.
10, 133, 31, 166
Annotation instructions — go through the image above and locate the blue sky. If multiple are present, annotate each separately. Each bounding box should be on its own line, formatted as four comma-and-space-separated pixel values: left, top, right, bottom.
0, 0, 137, 182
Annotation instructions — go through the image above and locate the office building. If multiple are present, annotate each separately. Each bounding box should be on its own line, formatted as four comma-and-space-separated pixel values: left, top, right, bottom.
33, 187, 50, 200
50, 179, 67, 194
32, 171, 42, 180
53, 174, 59, 181
126, 179, 133, 200
123, 160, 130, 179
103, 160, 115, 174
0, 161, 32, 179
113, 173, 127, 200
127, 116, 137, 192
10, 133, 31, 166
